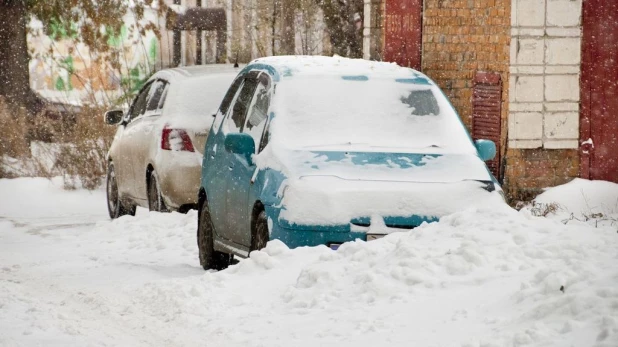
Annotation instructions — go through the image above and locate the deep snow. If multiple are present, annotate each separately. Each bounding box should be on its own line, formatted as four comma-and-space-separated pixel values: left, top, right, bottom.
0, 177, 617, 346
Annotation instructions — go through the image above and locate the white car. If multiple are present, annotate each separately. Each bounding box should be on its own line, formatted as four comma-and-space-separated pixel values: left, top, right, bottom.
104, 65, 239, 218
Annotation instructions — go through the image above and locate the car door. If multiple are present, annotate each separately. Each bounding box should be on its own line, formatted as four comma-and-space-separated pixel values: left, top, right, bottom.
116, 82, 152, 201
225, 72, 270, 246
205, 74, 246, 239
130, 79, 168, 200
215, 71, 259, 244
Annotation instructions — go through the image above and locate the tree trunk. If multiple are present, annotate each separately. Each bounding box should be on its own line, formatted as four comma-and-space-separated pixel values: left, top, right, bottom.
0, 0, 44, 114
316, 0, 363, 57
280, 0, 295, 55
196, 0, 202, 65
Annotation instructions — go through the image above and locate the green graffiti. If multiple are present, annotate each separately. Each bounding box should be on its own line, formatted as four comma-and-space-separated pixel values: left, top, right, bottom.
60, 55, 74, 74
120, 65, 148, 95
55, 76, 66, 91
106, 25, 128, 47
49, 19, 78, 40
149, 37, 158, 64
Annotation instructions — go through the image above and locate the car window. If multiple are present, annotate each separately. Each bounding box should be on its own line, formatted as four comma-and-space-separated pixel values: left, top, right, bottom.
213, 75, 244, 134
219, 75, 244, 115
258, 121, 270, 153
243, 73, 271, 153
127, 82, 152, 122
146, 80, 167, 112
400, 89, 440, 116
225, 75, 258, 133
157, 83, 169, 110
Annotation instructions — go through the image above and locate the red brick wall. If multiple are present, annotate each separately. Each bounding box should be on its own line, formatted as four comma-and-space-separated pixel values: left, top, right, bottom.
422, 0, 510, 132
504, 149, 579, 201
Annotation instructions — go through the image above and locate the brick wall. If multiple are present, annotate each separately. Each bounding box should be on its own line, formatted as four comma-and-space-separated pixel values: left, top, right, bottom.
504, 148, 579, 200
422, 0, 510, 134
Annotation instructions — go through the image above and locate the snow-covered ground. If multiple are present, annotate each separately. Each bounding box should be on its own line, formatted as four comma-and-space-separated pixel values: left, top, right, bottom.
0, 177, 617, 346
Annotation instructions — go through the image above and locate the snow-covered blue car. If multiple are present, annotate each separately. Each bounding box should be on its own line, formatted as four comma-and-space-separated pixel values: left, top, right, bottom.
197, 56, 503, 270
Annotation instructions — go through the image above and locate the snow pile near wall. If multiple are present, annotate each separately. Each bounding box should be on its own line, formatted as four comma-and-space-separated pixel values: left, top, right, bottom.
522, 178, 618, 227
535, 178, 618, 217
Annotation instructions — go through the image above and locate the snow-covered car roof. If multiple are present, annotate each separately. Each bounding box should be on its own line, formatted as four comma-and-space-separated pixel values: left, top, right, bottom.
249, 55, 425, 80
154, 65, 240, 127
149, 64, 241, 84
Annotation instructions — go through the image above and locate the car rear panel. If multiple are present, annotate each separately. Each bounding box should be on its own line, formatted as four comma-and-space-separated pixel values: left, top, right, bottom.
155, 149, 203, 209
189, 129, 209, 154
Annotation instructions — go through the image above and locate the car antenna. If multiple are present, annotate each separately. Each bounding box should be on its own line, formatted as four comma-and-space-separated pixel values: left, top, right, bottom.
233, 53, 239, 68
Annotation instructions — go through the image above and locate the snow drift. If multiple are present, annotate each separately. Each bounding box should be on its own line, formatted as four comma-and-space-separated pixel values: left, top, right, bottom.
0, 177, 617, 346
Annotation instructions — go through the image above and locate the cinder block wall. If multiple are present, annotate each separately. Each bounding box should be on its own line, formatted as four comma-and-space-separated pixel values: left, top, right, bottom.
505, 0, 582, 200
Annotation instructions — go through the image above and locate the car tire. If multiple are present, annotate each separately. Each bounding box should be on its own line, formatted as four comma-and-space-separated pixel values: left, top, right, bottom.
106, 162, 136, 219
147, 171, 168, 212
250, 210, 269, 252
197, 201, 231, 270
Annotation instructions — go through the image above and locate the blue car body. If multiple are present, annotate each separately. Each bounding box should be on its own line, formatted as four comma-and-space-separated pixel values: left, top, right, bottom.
199, 56, 501, 257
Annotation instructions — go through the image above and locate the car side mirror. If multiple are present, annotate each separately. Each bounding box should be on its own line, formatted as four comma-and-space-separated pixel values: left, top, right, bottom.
104, 110, 124, 125
475, 139, 496, 161
224, 133, 255, 164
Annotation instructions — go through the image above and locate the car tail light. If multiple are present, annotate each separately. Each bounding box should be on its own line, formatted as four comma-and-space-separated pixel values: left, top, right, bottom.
161, 126, 195, 152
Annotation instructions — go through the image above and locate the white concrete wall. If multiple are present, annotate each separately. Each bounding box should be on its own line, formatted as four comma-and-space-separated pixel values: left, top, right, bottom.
509, 0, 582, 149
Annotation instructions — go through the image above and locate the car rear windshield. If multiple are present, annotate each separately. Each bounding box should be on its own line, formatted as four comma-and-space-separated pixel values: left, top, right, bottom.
166, 74, 236, 119
271, 76, 476, 154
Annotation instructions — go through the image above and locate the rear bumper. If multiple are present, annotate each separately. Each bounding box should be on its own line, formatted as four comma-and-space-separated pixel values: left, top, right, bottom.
156, 151, 202, 209
265, 205, 432, 249
270, 224, 369, 249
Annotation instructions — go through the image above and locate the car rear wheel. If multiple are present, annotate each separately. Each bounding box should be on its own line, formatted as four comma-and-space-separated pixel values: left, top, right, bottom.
250, 210, 269, 252
148, 171, 168, 212
106, 163, 136, 219
197, 201, 231, 270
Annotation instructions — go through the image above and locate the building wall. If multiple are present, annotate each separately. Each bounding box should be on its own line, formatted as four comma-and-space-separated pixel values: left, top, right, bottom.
364, 0, 511, 169
422, 0, 511, 131
363, 0, 587, 200
422, 0, 511, 189
28, 8, 159, 104
225, 0, 328, 63
364, 0, 511, 132
505, 0, 582, 199
504, 148, 579, 200
363, 0, 383, 60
